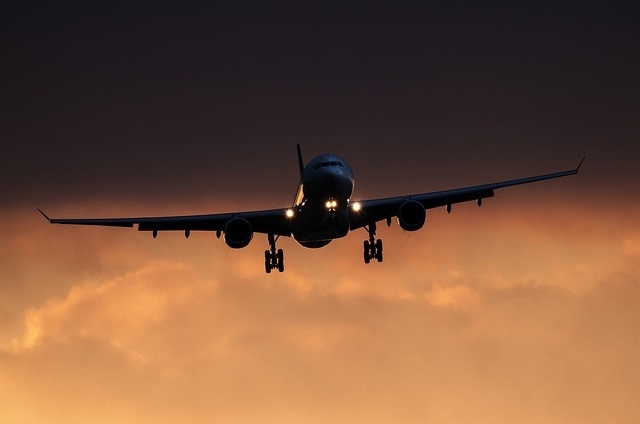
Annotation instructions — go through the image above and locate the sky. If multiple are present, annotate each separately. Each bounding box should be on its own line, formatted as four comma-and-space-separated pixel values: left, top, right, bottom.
1, 1, 639, 423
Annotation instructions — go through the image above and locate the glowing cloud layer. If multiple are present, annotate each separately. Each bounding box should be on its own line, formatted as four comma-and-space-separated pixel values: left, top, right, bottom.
2, 200, 639, 423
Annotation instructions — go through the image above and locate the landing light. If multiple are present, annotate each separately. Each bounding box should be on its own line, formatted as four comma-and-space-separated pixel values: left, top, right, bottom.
352, 202, 361, 212
325, 200, 337, 209
286, 209, 294, 218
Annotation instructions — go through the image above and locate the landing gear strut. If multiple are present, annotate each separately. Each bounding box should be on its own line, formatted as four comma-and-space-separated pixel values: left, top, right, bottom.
265, 234, 284, 273
363, 222, 383, 264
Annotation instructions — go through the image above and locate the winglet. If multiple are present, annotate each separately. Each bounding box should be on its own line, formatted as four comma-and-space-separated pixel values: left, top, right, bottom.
296, 144, 304, 179
37, 208, 51, 222
576, 157, 586, 172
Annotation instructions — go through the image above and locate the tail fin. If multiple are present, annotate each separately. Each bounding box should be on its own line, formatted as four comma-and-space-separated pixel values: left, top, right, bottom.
296, 144, 304, 178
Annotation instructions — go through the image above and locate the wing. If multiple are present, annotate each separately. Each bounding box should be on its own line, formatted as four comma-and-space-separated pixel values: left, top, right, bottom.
38, 207, 294, 237
350, 158, 584, 230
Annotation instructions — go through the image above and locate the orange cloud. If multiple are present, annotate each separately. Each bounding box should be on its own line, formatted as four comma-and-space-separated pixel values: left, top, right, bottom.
20, 261, 212, 355
1, 199, 640, 423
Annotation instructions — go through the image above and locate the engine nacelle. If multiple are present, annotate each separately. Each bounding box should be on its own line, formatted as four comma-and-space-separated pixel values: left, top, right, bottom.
224, 217, 253, 248
397, 200, 426, 231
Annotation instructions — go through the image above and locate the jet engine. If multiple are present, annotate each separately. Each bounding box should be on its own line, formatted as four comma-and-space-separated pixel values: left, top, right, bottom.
397, 200, 426, 231
224, 217, 253, 248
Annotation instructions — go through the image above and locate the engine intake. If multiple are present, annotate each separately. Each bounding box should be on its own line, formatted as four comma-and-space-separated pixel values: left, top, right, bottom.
224, 217, 253, 248
397, 200, 426, 231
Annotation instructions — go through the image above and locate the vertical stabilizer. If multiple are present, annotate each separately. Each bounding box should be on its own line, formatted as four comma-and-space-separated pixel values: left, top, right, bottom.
296, 144, 304, 178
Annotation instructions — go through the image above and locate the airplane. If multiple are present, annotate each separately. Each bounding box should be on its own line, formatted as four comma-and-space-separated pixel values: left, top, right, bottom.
39, 145, 583, 273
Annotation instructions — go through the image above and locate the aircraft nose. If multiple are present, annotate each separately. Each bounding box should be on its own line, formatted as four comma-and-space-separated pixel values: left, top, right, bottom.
326, 173, 349, 194
303, 168, 354, 200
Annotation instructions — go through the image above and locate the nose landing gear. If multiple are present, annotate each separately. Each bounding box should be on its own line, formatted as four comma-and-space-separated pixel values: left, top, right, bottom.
363, 222, 383, 264
265, 234, 284, 273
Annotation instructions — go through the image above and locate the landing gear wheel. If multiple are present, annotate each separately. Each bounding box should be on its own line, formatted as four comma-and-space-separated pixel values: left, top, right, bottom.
277, 249, 284, 272
265, 235, 285, 274
265, 250, 272, 274
362, 223, 383, 264
363, 241, 371, 264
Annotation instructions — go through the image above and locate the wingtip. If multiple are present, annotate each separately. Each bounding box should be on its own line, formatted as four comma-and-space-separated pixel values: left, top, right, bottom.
37, 208, 51, 222
576, 157, 586, 172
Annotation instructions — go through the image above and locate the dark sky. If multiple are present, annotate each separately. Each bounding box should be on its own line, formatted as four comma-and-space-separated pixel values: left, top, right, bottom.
2, 1, 639, 207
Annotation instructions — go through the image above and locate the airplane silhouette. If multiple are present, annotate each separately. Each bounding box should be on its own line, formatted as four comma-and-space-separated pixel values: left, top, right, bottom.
40, 145, 583, 273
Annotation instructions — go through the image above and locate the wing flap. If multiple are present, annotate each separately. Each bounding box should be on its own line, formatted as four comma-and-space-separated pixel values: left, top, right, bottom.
137, 214, 232, 231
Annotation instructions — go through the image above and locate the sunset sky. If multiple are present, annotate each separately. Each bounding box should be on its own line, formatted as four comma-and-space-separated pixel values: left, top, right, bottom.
2, 2, 639, 423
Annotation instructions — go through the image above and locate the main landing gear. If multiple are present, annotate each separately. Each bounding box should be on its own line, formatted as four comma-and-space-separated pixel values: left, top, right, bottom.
265, 234, 284, 273
363, 222, 383, 264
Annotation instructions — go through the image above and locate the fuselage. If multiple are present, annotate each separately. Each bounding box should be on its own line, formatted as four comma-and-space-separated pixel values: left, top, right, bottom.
292, 154, 355, 247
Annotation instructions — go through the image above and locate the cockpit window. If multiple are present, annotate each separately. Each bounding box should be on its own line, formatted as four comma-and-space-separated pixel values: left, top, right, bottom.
314, 161, 345, 170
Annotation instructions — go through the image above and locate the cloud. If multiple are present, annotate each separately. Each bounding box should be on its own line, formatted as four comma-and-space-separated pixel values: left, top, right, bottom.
2, 200, 640, 423
424, 283, 480, 308
623, 234, 640, 256
19, 261, 211, 358
4, 256, 640, 423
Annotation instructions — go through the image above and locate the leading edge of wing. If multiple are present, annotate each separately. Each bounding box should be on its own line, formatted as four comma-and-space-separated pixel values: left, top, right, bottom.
465, 157, 584, 192
39, 207, 138, 227
38, 207, 294, 236
352, 159, 583, 228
